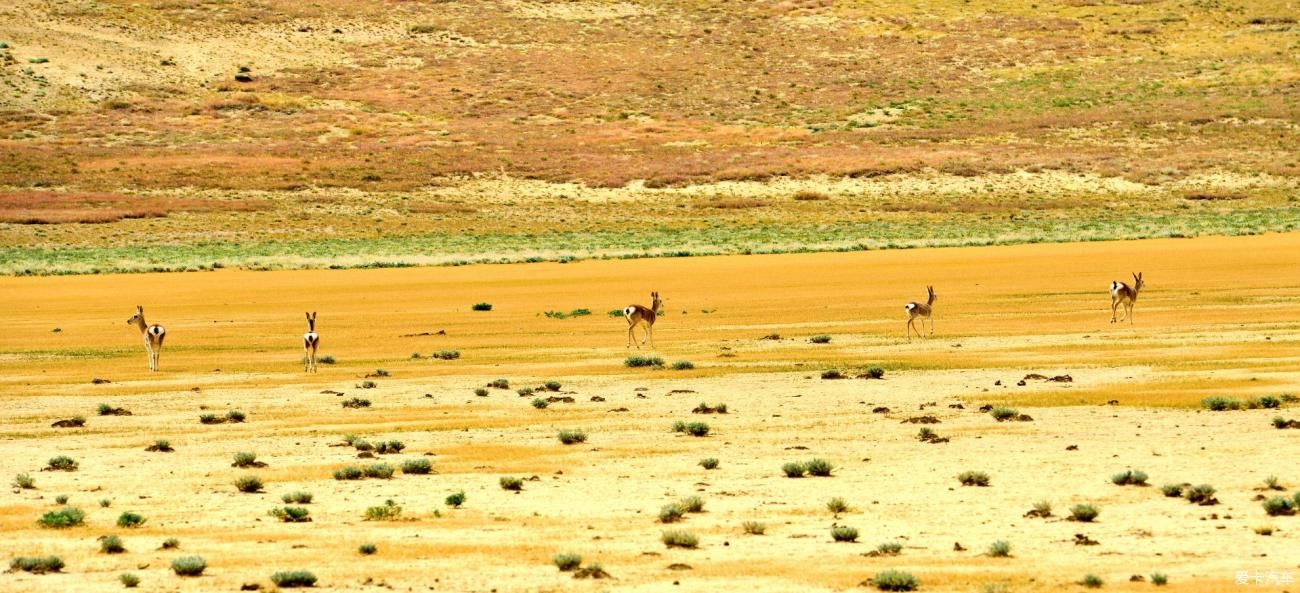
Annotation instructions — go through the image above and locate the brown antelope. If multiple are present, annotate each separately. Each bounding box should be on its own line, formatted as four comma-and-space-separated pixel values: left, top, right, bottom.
127, 306, 166, 372
904, 286, 937, 340
1109, 272, 1145, 324
623, 291, 663, 349
303, 312, 320, 373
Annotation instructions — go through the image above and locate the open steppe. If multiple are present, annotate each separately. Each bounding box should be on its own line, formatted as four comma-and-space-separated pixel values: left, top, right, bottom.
4, 233, 1300, 592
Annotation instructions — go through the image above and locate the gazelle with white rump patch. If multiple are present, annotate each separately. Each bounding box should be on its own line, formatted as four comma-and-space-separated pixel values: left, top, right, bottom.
623, 291, 663, 349
1109, 272, 1145, 324
303, 312, 320, 372
904, 286, 937, 340
127, 306, 166, 372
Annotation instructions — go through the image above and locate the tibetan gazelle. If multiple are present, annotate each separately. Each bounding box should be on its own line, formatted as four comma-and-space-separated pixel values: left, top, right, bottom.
127, 305, 166, 371
904, 286, 937, 340
623, 291, 663, 349
303, 312, 320, 372
1109, 272, 1145, 324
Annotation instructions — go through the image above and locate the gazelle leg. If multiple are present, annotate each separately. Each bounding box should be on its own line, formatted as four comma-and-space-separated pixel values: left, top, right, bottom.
627, 324, 636, 349
1110, 299, 1119, 323
146, 344, 155, 372
929, 316, 935, 335
648, 325, 655, 350
1128, 304, 1134, 324
906, 318, 913, 340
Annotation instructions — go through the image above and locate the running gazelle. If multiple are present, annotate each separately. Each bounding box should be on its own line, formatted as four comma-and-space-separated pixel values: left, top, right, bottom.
904, 286, 937, 340
303, 312, 320, 372
1109, 272, 1145, 324
127, 306, 166, 372
624, 291, 663, 349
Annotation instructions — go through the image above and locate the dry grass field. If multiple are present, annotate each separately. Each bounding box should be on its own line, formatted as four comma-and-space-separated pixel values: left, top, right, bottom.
4, 233, 1300, 592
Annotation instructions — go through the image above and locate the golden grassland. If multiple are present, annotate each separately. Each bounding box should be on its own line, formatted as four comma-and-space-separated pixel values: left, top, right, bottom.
2, 234, 1300, 591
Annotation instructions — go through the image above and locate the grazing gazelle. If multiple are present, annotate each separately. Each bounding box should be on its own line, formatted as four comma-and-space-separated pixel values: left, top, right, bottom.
1109, 272, 1145, 324
127, 305, 166, 372
303, 312, 320, 373
904, 286, 937, 340
623, 291, 663, 349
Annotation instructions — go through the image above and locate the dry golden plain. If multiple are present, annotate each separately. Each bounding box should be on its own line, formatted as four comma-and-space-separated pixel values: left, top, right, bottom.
3, 233, 1300, 592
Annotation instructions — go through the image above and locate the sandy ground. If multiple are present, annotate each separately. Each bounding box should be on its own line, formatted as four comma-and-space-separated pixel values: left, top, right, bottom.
3, 233, 1300, 592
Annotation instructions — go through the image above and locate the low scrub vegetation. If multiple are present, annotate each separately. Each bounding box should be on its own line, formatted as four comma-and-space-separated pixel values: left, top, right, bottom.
234, 475, 264, 493
1069, 504, 1100, 522
1111, 469, 1148, 486
364, 500, 402, 521
401, 458, 433, 475
958, 471, 991, 487
558, 430, 587, 445
269, 506, 312, 522
553, 552, 582, 571
171, 556, 206, 577
38, 507, 85, 528
9, 556, 64, 574
625, 355, 665, 368
271, 570, 318, 588
116, 511, 146, 528
661, 529, 698, 549
831, 525, 858, 542
870, 570, 919, 591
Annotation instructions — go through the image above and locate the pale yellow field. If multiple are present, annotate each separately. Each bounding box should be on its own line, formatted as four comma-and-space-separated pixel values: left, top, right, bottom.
3, 233, 1300, 592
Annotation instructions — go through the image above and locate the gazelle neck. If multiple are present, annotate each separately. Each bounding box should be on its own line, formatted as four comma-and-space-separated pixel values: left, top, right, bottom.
134, 315, 148, 333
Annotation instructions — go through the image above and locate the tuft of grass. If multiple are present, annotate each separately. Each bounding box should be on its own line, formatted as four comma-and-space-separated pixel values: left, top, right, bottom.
431, 350, 460, 360
471, 302, 493, 311
401, 458, 433, 475
342, 397, 371, 409
1150, 573, 1168, 586
1264, 475, 1283, 490
1032, 500, 1052, 516
9, 556, 64, 574
499, 476, 524, 491
161, 538, 179, 549
1070, 504, 1100, 522
364, 500, 402, 521
1111, 469, 1148, 486
99, 498, 111, 508
831, 525, 859, 542
14, 472, 35, 489
271, 570, 318, 588
805, 458, 834, 477
958, 471, 990, 487
232, 451, 259, 468
679, 496, 705, 513
445, 491, 467, 508
671, 360, 695, 370
989, 407, 1017, 421
820, 369, 843, 379
810, 334, 831, 344
625, 355, 665, 368
489, 378, 510, 389
1254, 525, 1274, 535
553, 552, 582, 571
743, 521, 766, 535
226, 410, 246, 422
544, 380, 562, 391
359, 381, 377, 389
1202, 396, 1242, 411
782, 462, 807, 478
334, 465, 363, 480
865, 366, 886, 379
234, 475, 263, 493
1081, 574, 1103, 588
871, 570, 919, 591
517, 386, 535, 397
374, 440, 405, 454
170, 556, 206, 577
1185, 483, 1217, 505
699, 457, 719, 470
661, 529, 698, 549
55, 494, 69, 504
270, 506, 312, 522
684, 422, 710, 437
282, 491, 313, 504
659, 504, 685, 523
318, 355, 336, 365
558, 430, 587, 445
362, 463, 394, 479
827, 497, 850, 515
120, 572, 140, 587
146, 439, 173, 452
37, 507, 85, 528
876, 541, 902, 556
359, 543, 378, 555
1160, 483, 1184, 497
1262, 496, 1296, 516
531, 397, 548, 409
116, 511, 146, 528
100, 535, 126, 554
46, 455, 78, 471
474, 388, 489, 396
987, 540, 1011, 557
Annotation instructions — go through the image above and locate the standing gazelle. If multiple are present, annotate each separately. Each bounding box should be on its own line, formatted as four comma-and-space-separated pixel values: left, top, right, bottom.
127, 306, 166, 372
303, 312, 320, 373
624, 291, 663, 349
904, 286, 937, 340
1109, 272, 1145, 324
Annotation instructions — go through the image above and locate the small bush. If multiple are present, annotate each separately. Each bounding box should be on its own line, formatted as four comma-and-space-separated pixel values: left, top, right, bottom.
363, 463, 394, 479
810, 335, 831, 344
161, 538, 179, 549
364, 500, 402, 521
359, 381, 377, 389
1263, 496, 1296, 516
146, 439, 173, 452
1256, 395, 1282, 408
445, 491, 467, 508
270, 506, 312, 522
171, 556, 206, 576
318, 355, 336, 364
120, 572, 140, 587
871, 570, 919, 591
684, 422, 710, 437
9, 556, 64, 574
661, 529, 698, 548
679, 496, 705, 513
500, 476, 524, 491
958, 471, 990, 487
699, 457, 719, 469
743, 521, 766, 535
558, 430, 587, 445
373, 368, 390, 377
1264, 475, 1282, 490
865, 366, 886, 379
46, 456, 78, 471
100, 535, 126, 554
233, 451, 260, 467
659, 504, 685, 523
1111, 469, 1148, 486
343, 397, 371, 409
1031, 500, 1052, 517
827, 497, 850, 515
100, 498, 111, 508
1186, 484, 1217, 505
554, 552, 582, 571
226, 410, 246, 422
55, 494, 69, 504
401, 458, 433, 475
625, 355, 665, 368
359, 543, 377, 555
1070, 504, 1099, 522
518, 386, 535, 397
671, 420, 687, 433
38, 507, 85, 528
1255, 525, 1274, 535
199, 413, 220, 424
14, 473, 35, 489
271, 570, 318, 587
782, 462, 807, 478
876, 541, 902, 556
1160, 483, 1184, 497
1081, 574, 1103, 588
489, 379, 510, 389
672, 360, 695, 370
990, 407, 1017, 421
117, 511, 146, 528
474, 387, 489, 396
234, 475, 263, 493
987, 540, 1011, 557
831, 525, 858, 542
472, 302, 493, 311
334, 465, 363, 480
1202, 396, 1241, 411
375, 440, 405, 454
543, 380, 562, 391
1150, 573, 1168, 586
806, 458, 834, 476
282, 491, 313, 504
821, 369, 843, 379
531, 397, 548, 409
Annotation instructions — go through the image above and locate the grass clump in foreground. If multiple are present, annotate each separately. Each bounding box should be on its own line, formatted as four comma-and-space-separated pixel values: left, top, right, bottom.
625, 355, 664, 368
117, 511, 146, 528
271, 570, 317, 588
365, 500, 402, 521
1069, 504, 1100, 522
171, 556, 206, 576
958, 471, 990, 486
9, 556, 64, 574
805, 458, 833, 476
782, 462, 807, 478
743, 521, 766, 535
827, 496, 850, 515
661, 529, 698, 548
554, 552, 582, 571
38, 507, 85, 528
120, 572, 140, 587
46, 455, 78, 471
401, 458, 433, 475
1111, 469, 1148, 486
558, 430, 587, 444
14, 472, 35, 489
831, 525, 859, 542
234, 475, 263, 493
100, 535, 126, 554
987, 540, 1011, 557
870, 570, 919, 591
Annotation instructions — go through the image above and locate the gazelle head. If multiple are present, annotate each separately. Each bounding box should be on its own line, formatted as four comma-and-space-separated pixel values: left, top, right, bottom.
127, 305, 143, 325
305, 311, 317, 331
1132, 272, 1145, 293
650, 291, 662, 312
927, 286, 937, 305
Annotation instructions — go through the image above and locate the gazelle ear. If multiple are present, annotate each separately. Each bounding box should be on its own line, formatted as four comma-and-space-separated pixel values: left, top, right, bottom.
136, 305, 143, 312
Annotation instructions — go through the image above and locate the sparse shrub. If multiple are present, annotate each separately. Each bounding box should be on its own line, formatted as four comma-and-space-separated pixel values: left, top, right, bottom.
679, 496, 705, 513
782, 462, 807, 478
373, 369, 390, 377
990, 407, 1017, 421
699, 457, 719, 469
831, 525, 859, 542
958, 471, 990, 486
1111, 469, 1148, 486
363, 463, 394, 479
445, 491, 466, 508
226, 410, 245, 422
38, 507, 85, 528
401, 458, 433, 475
199, 414, 220, 424
359, 381, 377, 389
865, 366, 886, 379
9, 556, 64, 574
55, 494, 69, 504
827, 497, 849, 515
810, 335, 831, 344
1031, 500, 1052, 517
146, 439, 173, 452
359, 543, 377, 555
987, 540, 1011, 557
625, 355, 665, 368
1150, 573, 1168, 586
872, 570, 919, 591
99, 498, 111, 508
171, 556, 206, 576
499, 477, 524, 491
234, 475, 263, 493
282, 491, 313, 504
353, 440, 374, 452
161, 538, 179, 549
375, 440, 405, 454
1186, 484, 1217, 505
672, 360, 695, 370
13, 473, 35, 489
1160, 483, 1184, 497
518, 386, 535, 397
1254, 525, 1274, 535
672, 420, 687, 433
876, 541, 902, 556
100, 535, 126, 554
342, 397, 371, 408
531, 397, 548, 409
1081, 574, 1103, 588
743, 521, 766, 535
659, 504, 685, 523
1265, 475, 1283, 490
684, 422, 710, 437
1202, 396, 1241, 411
553, 552, 582, 571
120, 572, 140, 587
661, 529, 698, 548
558, 430, 587, 444
269, 506, 311, 522
821, 369, 843, 379
544, 380, 562, 391
489, 379, 509, 389
46, 455, 78, 471
318, 355, 336, 364
271, 570, 317, 587
411, 352, 421, 359
472, 302, 493, 311
1070, 504, 1099, 522
364, 500, 402, 521
806, 458, 834, 477
233, 452, 259, 467
1263, 496, 1296, 516
474, 388, 489, 396
1256, 395, 1282, 409
117, 511, 146, 528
